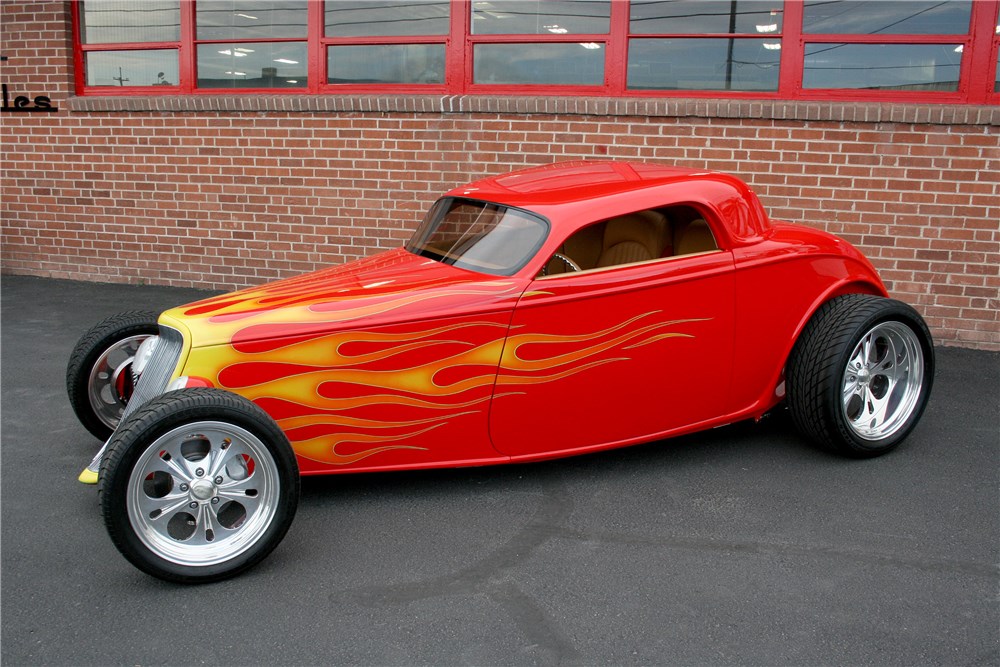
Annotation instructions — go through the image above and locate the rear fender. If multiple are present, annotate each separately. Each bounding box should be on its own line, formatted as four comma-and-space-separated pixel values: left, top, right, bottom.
764, 279, 888, 414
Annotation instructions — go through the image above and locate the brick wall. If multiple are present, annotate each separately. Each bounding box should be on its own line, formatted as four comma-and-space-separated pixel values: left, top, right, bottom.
2, 2, 998, 349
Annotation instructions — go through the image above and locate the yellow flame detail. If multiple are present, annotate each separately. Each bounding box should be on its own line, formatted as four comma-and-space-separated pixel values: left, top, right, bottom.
183, 300, 708, 466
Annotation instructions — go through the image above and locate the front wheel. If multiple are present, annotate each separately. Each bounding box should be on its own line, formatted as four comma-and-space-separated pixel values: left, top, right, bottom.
786, 294, 934, 457
66, 311, 160, 440
100, 388, 299, 583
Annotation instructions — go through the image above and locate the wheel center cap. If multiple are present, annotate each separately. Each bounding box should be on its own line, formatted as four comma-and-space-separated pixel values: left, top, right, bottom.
857, 367, 871, 384
190, 479, 215, 501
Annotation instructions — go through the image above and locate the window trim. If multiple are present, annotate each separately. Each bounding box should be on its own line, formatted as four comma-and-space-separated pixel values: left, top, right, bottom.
71, 0, 1000, 104
72, 0, 184, 94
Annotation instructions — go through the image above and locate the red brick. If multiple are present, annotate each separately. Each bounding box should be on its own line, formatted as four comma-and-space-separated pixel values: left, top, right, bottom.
0, 1, 996, 350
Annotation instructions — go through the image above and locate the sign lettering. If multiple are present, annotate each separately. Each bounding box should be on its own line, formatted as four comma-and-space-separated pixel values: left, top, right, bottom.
1, 83, 58, 113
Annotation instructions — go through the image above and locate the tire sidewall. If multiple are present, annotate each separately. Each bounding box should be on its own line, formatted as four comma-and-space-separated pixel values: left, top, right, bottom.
101, 389, 299, 583
825, 301, 935, 455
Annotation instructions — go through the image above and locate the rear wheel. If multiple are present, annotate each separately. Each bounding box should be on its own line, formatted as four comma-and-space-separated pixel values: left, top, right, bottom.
66, 311, 160, 440
100, 388, 299, 583
787, 294, 934, 457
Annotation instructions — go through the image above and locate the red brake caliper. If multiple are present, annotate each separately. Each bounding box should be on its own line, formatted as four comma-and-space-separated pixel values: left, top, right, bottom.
115, 363, 135, 403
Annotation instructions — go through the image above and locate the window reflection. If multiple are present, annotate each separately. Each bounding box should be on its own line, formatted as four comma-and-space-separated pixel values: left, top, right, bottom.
325, 1, 449, 37
407, 198, 549, 276
474, 43, 605, 85
628, 38, 780, 90
80, 0, 179, 44
196, 1, 308, 40
804, 43, 962, 90
85, 50, 179, 86
197, 42, 307, 88
328, 44, 446, 84
803, 1, 972, 35
472, 0, 610, 35
630, 0, 783, 35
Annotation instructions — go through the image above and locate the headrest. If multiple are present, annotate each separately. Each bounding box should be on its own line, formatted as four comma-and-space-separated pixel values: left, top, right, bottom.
674, 219, 716, 255
603, 210, 668, 258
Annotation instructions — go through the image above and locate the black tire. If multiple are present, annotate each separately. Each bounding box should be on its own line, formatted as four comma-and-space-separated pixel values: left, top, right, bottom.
786, 294, 934, 458
66, 311, 160, 440
99, 388, 300, 584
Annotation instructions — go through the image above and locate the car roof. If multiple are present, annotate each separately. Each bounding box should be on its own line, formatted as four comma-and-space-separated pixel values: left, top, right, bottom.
444, 161, 723, 208
442, 160, 772, 247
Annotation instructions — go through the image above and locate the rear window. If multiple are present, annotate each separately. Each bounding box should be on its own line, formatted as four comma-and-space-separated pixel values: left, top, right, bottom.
406, 198, 548, 276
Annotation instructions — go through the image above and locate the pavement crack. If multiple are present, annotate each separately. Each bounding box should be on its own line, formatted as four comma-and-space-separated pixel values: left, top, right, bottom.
551, 526, 999, 578
329, 480, 574, 606
487, 580, 582, 666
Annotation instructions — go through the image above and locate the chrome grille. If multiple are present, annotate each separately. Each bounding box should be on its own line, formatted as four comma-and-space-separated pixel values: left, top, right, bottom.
119, 325, 184, 423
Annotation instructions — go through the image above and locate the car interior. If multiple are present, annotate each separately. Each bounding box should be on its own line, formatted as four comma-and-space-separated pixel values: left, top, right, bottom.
540, 205, 719, 277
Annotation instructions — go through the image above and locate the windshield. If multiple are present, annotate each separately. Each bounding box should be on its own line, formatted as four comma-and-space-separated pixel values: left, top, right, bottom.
405, 198, 549, 276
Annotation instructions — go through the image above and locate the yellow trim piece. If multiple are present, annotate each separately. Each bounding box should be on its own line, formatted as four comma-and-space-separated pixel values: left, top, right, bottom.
78, 468, 98, 485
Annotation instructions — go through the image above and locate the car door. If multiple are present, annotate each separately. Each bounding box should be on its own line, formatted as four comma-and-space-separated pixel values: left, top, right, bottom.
489, 226, 736, 458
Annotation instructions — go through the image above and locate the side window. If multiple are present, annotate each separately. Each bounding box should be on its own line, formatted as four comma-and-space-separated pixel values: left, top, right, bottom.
539, 205, 718, 277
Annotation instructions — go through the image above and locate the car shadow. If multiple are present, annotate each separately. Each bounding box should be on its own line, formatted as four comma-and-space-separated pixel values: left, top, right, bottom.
296, 409, 826, 504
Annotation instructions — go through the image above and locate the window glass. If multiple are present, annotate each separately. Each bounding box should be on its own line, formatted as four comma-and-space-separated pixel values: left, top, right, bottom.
325, 1, 449, 37
629, 0, 783, 35
802, 1, 972, 35
472, 0, 610, 35
406, 199, 548, 276
803, 43, 962, 90
85, 50, 179, 86
475, 42, 605, 85
197, 42, 307, 88
628, 38, 780, 90
80, 0, 180, 44
196, 1, 308, 40
328, 44, 446, 84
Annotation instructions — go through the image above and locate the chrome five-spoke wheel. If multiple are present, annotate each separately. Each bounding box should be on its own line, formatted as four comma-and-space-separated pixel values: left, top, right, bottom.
101, 389, 299, 583
128, 421, 280, 567
88, 334, 151, 431
67, 311, 160, 440
841, 321, 924, 441
787, 294, 934, 457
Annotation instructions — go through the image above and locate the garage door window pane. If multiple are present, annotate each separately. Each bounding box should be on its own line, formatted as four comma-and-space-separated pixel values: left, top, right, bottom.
630, 0, 783, 35
196, 1, 308, 40
197, 42, 307, 88
474, 43, 605, 85
803, 1, 972, 35
329, 44, 446, 84
325, 1, 449, 37
472, 0, 610, 35
85, 49, 179, 86
803, 43, 962, 90
80, 0, 180, 44
628, 38, 780, 91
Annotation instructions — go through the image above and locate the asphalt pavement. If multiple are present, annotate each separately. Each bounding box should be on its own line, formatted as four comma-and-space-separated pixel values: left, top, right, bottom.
2, 274, 998, 666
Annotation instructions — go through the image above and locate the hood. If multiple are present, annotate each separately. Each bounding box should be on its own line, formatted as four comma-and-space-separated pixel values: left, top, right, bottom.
160, 248, 526, 349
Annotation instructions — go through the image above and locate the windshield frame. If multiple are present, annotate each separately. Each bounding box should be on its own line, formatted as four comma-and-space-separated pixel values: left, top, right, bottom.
405, 197, 551, 277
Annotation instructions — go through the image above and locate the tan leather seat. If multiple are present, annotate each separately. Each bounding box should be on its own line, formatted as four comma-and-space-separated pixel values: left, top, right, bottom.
673, 219, 717, 256
563, 222, 604, 270
544, 222, 602, 275
596, 210, 668, 268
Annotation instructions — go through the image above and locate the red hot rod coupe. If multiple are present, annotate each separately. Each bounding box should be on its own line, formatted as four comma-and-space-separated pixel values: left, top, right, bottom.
68, 161, 933, 583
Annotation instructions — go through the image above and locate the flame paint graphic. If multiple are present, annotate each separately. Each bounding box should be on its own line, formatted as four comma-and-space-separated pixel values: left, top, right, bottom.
173, 265, 708, 466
